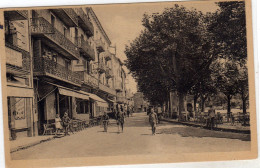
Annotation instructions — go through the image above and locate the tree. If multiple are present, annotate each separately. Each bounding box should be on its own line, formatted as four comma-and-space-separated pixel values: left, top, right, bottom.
125, 5, 214, 117
209, 1, 248, 117
211, 58, 239, 117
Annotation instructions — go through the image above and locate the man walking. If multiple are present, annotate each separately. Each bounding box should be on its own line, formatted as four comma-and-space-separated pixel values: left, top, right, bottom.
208, 105, 216, 130
149, 108, 158, 135
102, 112, 109, 132
117, 110, 125, 133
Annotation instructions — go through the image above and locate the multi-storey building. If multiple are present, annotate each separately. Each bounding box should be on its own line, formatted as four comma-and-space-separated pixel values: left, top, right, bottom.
30, 8, 92, 135
4, 7, 129, 138
87, 8, 117, 113
112, 56, 127, 105
4, 10, 36, 140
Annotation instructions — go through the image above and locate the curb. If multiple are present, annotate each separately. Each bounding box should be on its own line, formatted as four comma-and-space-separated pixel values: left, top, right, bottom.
161, 119, 250, 134
10, 136, 55, 153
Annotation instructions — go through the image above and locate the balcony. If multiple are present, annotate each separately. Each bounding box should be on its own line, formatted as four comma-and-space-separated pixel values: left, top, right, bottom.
75, 37, 95, 60
104, 51, 112, 61
5, 42, 31, 75
117, 96, 126, 103
4, 10, 28, 21
34, 57, 82, 86
105, 67, 113, 79
31, 17, 80, 60
99, 83, 116, 96
97, 62, 106, 74
74, 8, 94, 36
95, 39, 105, 52
114, 81, 123, 92
50, 8, 78, 27
81, 72, 99, 88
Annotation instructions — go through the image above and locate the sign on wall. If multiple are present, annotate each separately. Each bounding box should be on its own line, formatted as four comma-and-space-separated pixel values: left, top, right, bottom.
5, 47, 23, 67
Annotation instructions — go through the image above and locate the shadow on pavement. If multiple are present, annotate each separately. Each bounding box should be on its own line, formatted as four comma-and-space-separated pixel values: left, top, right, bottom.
158, 126, 250, 141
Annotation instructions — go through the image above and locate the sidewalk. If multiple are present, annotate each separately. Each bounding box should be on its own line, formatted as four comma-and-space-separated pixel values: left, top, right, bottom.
10, 135, 56, 153
161, 118, 250, 134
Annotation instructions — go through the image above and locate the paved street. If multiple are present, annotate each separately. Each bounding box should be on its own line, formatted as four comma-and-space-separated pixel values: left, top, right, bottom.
11, 112, 250, 160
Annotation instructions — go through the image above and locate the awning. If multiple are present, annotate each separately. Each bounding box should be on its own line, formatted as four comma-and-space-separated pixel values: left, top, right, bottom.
87, 93, 108, 107
107, 98, 116, 103
58, 88, 89, 100
96, 101, 109, 108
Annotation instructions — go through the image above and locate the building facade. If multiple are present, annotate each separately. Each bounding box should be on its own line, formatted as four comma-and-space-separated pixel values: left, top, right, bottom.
4, 10, 36, 140
4, 7, 129, 139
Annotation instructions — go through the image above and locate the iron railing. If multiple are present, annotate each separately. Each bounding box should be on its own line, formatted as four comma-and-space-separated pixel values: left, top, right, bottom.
81, 72, 99, 88
74, 8, 94, 36
75, 37, 95, 60
50, 8, 78, 27
99, 83, 116, 96
34, 57, 82, 85
31, 17, 80, 59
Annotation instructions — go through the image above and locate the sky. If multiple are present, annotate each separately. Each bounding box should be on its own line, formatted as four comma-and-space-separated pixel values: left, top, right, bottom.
91, 1, 219, 93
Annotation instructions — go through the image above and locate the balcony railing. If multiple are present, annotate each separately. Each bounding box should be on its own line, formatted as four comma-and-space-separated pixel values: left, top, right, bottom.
95, 39, 105, 52
97, 62, 106, 73
31, 17, 80, 60
99, 83, 116, 96
81, 72, 99, 88
34, 57, 82, 86
74, 8, 94, 36
105, 67, 113, 78
4, 10, 28, 20
50, 8, 78, 27
75, 37, 95, 60
5, 42, 31, 73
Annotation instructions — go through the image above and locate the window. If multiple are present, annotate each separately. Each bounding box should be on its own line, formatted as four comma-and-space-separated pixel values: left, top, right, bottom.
51, 14, 55, 27
65, 60, 71, 70
76, 99, 90, 114
63, 26, 67, 36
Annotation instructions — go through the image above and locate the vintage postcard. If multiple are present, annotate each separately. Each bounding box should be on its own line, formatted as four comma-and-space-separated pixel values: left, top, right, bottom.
0, 0, 257, 167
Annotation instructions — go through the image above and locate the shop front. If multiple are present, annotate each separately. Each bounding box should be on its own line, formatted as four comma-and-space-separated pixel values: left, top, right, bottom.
7, 86, 34, 140
36, 82, 89, 135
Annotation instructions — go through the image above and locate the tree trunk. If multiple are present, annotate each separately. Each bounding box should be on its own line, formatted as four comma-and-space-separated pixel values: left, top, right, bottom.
178, 92, 186, 116
193, 96, 197, 113
227, 95, 231, 122
201, 98, 205, 112
242, 98, 247, 114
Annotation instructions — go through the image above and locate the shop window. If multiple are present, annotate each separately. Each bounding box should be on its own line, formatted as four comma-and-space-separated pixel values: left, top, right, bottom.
8, 97, 32, 130
76, 99, 90, 114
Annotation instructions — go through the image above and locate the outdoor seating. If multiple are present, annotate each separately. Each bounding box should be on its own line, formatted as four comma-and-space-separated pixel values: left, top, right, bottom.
43, 123, 54, 135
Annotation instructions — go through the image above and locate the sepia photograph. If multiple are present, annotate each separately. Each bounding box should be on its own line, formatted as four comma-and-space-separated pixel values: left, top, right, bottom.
0, 0, 258, 167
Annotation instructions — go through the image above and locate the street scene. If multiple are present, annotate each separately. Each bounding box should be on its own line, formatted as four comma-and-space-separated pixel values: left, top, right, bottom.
11, 112, 250, 160
3, 0, 253, 164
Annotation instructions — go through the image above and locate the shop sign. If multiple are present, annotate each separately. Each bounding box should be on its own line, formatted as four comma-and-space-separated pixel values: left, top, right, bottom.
14, 98, 25, 120
6, 47, 23, 67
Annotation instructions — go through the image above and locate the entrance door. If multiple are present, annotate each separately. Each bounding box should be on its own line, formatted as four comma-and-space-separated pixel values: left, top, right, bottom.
59, 95, 72, 118
38, 99, 45, 135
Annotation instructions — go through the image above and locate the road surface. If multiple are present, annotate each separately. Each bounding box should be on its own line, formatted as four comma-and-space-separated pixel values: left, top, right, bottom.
11, 112, 250, 160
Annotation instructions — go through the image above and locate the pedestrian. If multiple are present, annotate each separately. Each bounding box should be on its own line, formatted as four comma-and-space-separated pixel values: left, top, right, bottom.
55, 114, 63, 135
208, 105, 216, 130
117, 110, 125, 133
102, 112, 109, 132
127, 106, 130, 118
62, 112, 73, 136
149, 108, 158, 135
